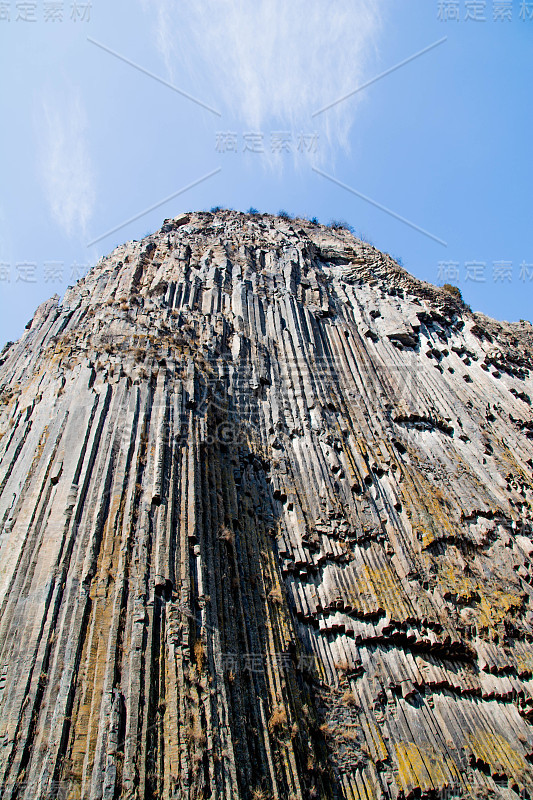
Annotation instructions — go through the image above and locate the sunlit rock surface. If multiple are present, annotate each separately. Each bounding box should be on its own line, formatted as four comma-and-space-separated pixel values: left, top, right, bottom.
1, 210, 533, 799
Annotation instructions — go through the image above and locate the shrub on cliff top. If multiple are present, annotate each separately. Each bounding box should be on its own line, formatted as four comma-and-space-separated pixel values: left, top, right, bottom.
442, 283, 463, 301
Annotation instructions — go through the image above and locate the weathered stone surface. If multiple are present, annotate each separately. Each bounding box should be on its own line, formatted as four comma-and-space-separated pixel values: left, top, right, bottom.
0, 209, 533, 799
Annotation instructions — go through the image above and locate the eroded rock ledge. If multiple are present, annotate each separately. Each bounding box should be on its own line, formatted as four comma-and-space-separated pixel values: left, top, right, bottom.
0, 210, 533, 799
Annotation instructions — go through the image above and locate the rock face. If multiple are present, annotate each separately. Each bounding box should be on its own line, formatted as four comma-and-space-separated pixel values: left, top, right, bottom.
1, 210, 533, 800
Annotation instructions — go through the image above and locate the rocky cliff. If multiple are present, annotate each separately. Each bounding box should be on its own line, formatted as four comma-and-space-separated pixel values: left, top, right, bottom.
1, 210, 533, 800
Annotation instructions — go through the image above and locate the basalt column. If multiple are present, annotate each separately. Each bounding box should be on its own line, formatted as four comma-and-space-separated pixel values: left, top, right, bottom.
1, 210, 533, 800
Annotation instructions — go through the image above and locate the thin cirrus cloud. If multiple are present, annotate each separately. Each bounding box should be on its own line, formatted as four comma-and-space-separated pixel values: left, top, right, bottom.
141, 0, 383, 159
37, 89, 96, 238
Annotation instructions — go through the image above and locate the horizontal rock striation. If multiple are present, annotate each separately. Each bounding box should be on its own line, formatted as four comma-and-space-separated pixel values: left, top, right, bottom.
1, 210, 533, 799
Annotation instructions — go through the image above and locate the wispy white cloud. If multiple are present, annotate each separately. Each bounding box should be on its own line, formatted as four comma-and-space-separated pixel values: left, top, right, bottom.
37, 88, 96, 237
141, 0, 383, 159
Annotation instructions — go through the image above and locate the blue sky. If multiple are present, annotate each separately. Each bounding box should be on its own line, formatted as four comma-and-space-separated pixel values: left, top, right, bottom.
0, 0, 532, 348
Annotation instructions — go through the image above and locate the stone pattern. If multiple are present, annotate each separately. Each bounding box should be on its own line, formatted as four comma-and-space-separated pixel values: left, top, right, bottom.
0, 210, 533, 799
